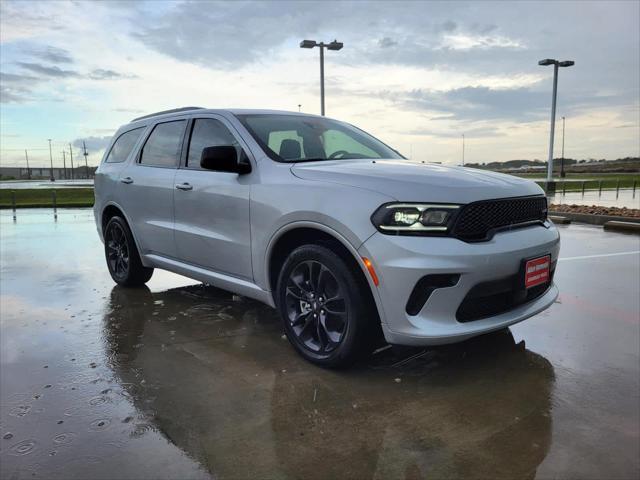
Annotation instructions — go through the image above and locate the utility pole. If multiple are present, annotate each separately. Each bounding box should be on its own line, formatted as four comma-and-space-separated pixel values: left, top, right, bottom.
69, 143, 74, 180
560, 116, 566, 178
462, 134, 465, 166
24, 149, 31, 180
82, 140, 89, 179
298, 104, 302, 112
47, 139, 55, 181
62, 151, 67, 180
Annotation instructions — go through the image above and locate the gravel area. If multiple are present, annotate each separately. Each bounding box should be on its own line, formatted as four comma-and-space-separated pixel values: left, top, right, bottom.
550, 203, 640, 218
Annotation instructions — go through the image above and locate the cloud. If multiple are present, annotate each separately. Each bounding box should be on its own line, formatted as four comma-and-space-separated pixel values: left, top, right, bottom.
0, 0, 638, 163
1, 72, 39, 83
439, 33, 524, 51
113, 107, 144, 113
15, 62, 79, 78
384, 86, 549, 122
440, 20, 457, 32
378, 37, 398, 49
0, 71, 42, 103
72, 136, 112, 152
132, 1, 319, 67
28, 46, 74, 64
404, 125, 505, 138
89, 69, 135, 80
0, 86, 27, 103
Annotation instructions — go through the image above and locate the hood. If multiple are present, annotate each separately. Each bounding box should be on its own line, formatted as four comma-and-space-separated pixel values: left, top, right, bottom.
291, 159, 544, 203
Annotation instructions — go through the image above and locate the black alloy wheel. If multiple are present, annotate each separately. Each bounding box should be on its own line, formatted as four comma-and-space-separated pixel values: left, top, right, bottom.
104, 216, 153, 286
277, 244, 378, 368
106, 221, 130, 281
285, 260, 348, 354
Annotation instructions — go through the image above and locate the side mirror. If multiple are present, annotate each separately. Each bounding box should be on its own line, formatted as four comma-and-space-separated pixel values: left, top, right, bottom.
200, 146, 251, 174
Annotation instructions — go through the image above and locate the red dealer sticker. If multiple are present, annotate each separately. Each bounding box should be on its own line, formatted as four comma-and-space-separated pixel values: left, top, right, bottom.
524, 255, 551, 289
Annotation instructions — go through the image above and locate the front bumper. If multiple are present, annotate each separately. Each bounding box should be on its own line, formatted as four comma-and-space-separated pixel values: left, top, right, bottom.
358, 223, 560, 346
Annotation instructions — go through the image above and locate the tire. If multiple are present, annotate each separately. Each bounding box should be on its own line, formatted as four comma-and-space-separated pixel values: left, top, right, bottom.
104, 216, 153, 287
276, 244, 376, 368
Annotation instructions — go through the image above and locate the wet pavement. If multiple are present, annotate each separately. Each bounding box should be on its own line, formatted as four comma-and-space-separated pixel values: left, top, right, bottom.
548, 189, 639, 209
1, 209, 639, 480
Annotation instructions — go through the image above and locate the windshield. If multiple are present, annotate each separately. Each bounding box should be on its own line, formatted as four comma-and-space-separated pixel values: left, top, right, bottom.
236, 114, 404, 162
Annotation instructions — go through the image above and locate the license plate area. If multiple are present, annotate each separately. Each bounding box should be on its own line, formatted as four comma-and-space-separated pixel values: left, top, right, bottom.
524, 255, 551, 289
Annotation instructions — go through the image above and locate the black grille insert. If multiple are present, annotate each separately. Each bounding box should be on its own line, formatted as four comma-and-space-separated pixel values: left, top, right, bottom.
452, 196, 548, 241
456, 261, 556, 322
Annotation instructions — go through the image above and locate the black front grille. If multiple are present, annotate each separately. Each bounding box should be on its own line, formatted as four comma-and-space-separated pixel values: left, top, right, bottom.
452, 196, 548, 241
456, 261, 556, 322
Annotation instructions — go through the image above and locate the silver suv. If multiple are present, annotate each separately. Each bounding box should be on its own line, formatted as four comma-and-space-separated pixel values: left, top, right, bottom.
94, 107, 559, 367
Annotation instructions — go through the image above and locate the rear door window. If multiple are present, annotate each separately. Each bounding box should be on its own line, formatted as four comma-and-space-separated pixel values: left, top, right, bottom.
105, 127, 144, 163
140, 120, 186, 167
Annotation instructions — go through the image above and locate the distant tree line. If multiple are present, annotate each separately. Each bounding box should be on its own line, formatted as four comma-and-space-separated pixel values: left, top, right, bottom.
465, 157, 639, 172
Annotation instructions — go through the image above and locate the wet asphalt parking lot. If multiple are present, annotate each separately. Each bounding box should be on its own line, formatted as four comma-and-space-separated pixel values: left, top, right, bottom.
1, 209, 638, 480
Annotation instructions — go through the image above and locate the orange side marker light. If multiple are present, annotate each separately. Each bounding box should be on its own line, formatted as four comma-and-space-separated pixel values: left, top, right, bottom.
362, 257, 379, 286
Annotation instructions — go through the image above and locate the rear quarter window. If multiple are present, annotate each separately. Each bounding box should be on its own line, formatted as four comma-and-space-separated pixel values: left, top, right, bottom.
104, 127, 145, 163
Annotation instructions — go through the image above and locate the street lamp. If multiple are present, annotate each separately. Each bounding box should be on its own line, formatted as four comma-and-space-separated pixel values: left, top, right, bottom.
538, 58, 574, 188
300, 39, 343, 116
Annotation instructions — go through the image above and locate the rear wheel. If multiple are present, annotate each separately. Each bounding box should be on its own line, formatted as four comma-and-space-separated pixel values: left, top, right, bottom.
104, 216, 153, 286
276, 244, 376, 368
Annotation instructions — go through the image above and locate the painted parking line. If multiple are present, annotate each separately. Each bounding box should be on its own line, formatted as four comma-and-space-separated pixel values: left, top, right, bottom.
559, 251, 640, 261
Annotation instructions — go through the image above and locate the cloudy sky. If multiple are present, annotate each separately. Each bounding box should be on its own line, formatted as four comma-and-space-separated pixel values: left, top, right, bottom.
0, 0, 638, 168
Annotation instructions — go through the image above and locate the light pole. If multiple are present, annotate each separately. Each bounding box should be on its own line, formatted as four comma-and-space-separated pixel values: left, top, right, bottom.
538, 58, 574, 188
300, 39, 343, 116
47, 139, 54, 181
462, 134, 465, 166
560, 116, 566, 178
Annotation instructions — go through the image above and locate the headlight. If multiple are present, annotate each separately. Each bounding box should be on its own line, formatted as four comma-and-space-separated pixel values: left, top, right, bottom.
371, 203, 461, 235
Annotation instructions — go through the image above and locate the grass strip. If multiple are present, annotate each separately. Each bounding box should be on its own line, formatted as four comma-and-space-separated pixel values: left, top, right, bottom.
0, 188, 95, 209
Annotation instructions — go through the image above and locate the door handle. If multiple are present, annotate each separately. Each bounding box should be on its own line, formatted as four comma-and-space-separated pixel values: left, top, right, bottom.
120, 177, 134, 184
175, 183, 193, 191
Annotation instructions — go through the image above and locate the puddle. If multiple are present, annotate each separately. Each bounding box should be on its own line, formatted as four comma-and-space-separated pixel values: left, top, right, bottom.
1, 209, 638, 479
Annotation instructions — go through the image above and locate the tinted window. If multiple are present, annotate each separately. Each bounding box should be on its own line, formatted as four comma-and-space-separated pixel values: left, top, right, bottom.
237, 114, 402, 162
322, 129, 378, 159
187, 119, 239, 168
105, 128, 144, 163
268, 130, 305, 159
140, 120, 186, 167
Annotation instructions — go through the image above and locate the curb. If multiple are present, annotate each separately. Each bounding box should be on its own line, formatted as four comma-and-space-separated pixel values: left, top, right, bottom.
548, 211, 640, 226
549, 215, 571, 224
603, 221, 640, 234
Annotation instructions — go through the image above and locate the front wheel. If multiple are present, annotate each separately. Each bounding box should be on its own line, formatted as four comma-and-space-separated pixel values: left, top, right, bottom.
104, 216, 153, 287
276, 244, 377, 368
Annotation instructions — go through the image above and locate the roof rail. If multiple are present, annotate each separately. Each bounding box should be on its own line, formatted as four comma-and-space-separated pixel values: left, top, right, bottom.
131, 106, 205, 122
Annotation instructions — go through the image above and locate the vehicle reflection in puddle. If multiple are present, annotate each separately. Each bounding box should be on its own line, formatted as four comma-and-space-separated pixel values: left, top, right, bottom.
105, 284, 554, 480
